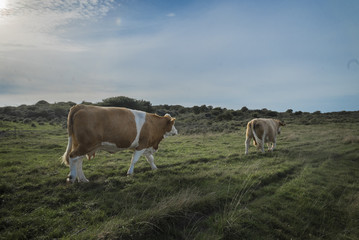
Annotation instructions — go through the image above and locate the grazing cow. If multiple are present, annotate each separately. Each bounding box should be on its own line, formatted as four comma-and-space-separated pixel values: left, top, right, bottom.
61, 104, 178, 183
245, 118, 285, 154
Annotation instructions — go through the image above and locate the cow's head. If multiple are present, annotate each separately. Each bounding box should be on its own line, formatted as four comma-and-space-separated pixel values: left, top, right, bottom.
164, 114, 178, 137
276, 120, 286, 134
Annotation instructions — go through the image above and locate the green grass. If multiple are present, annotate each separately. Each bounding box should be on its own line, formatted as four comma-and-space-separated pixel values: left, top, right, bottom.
1, 121, 359, 239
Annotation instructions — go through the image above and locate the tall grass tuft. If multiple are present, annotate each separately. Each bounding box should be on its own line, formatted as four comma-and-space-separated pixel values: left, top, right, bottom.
343, 135, 359, 144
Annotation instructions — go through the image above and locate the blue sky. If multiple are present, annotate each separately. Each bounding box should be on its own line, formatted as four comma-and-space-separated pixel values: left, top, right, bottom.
0, 0, 358, 112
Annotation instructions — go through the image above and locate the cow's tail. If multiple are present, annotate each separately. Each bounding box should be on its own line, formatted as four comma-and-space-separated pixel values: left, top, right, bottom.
251, 120, 262, 147
61, 136, 72, 166
61, 104, 85, 166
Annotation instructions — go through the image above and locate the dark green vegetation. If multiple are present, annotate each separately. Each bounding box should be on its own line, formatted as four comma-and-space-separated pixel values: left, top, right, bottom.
1, 97, 359, 239
1, 96, 358, 134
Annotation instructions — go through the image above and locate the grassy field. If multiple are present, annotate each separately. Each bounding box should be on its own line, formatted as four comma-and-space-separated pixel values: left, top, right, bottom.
1, 120, 359, 239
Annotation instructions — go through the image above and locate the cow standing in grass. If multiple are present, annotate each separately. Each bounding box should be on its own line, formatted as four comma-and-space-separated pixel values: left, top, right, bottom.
61, 104, 177, 183
245, 118, 285, 154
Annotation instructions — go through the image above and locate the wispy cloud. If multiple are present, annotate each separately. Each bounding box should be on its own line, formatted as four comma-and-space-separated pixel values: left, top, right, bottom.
0, 0, 115, 51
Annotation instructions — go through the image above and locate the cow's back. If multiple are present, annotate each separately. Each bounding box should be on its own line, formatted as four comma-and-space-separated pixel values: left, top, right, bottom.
72, 105, 137, 149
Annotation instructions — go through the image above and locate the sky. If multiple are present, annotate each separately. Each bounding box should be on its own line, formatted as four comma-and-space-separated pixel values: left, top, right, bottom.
0, 0, 358, 112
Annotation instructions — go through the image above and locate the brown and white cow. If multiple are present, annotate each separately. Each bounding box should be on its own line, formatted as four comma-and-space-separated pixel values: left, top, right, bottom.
245, 118, 285, 154
61, 104, 177, 183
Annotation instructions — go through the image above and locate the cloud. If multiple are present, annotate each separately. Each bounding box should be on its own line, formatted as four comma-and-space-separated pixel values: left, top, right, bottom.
0, 0, 115, 51
0, 0, 358, 112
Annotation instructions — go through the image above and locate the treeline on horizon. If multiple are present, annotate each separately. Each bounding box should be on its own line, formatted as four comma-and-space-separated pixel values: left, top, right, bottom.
0, 96, 358, 134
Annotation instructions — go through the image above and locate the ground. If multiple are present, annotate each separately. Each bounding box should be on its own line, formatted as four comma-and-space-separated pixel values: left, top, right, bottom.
0, 121, 359, 239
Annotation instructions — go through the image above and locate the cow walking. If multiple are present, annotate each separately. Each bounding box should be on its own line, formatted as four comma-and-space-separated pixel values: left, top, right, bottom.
245, 118, 285, 154
61, 104, 177, 183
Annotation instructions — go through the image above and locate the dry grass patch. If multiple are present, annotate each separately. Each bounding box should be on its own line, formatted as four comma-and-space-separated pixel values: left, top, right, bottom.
343, 135, 359, 144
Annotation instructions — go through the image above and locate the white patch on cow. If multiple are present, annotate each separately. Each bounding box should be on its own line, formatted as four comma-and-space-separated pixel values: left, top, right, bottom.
129, 110, 146, 148
144, 147, 158, 170
144, 147, 157, 155
67, 155, 84, 183
145, 153, 157, 170
164, 124, 178, 138
76, 158, 89, 182
127, 149, 146, 175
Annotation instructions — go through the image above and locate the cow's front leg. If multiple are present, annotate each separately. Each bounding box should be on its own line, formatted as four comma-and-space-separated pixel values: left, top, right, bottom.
76, 158, 89, 182
67, 156, 82, 183
127, 149, 146, 175
145, 154, 157, 170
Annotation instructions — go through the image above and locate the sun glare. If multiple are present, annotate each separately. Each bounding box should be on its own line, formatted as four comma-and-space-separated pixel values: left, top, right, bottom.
0, 0, 7, 9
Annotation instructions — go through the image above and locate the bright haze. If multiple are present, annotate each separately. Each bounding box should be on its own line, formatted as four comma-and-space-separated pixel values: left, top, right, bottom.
0, 0, 358, 112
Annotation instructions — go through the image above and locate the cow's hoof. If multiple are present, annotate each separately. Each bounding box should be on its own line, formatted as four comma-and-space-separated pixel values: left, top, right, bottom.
78, 178, 89, 183
66, 175, 75, 184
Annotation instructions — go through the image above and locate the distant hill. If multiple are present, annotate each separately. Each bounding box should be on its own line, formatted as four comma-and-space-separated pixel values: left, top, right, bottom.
1, 96, 358, 134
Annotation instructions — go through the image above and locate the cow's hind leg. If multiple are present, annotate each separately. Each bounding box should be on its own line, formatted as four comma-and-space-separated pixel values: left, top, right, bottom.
76, 158, 89, 182
245, 136, 251, 155
145, 154, 157, 170
67, 155, 83, 183
269, 140, 277, 151
127, 149, 146, 175
260, 134, 265, 153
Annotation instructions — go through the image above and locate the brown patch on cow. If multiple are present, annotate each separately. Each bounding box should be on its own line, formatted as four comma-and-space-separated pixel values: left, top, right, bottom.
68, 105, 137, 159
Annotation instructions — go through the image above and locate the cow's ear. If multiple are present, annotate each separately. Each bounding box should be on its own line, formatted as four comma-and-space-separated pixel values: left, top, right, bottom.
167, 117, 175, 124
280, 121, 286, 126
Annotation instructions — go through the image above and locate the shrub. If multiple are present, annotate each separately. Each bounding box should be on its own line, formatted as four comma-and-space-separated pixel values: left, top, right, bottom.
217, 111, 233, 121
241, 106, 249, 112
266, 111, 278, 117
35, 100, 49, 106
211, 107, 223, 116
23, 118, 32, 124
193, 106, 201, 114
100, 96, 153, 112
53, 107, 67, 118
